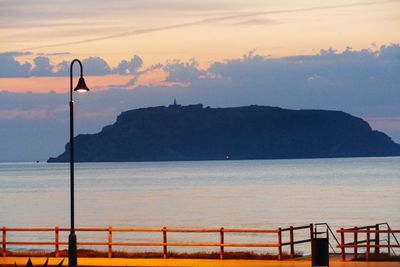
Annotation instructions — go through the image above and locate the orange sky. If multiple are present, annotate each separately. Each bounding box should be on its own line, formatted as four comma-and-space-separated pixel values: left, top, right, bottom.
1, 0, 399, 93
2, 1, 400, 62
0, 75, 131, 93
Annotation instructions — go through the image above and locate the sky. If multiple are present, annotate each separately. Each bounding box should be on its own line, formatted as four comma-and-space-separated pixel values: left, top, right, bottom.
0, 0, 400, 161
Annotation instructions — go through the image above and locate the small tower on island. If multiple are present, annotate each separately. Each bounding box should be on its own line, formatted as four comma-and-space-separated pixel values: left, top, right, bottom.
169, 99, 181, 108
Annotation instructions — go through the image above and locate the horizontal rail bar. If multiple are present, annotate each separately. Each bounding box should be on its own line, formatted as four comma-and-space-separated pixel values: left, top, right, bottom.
110, 228, 163, 232
345, 225, 377, 230
4, 227, 279, 233
337, 230, 400, 233
5, 228, 109, 232
6, 242, 61, 245
337, 244, 400, 248
282, 225, 310, 231
344, 240, 368, 245
222, 229, 278, 233
346, 223, 395, 230
164, 229, 220, 233
343, 239, 385, 246
5, 228, 56, 232
60, 228, 109, 232
222, 243, 279, 247
344, 223, 395, 230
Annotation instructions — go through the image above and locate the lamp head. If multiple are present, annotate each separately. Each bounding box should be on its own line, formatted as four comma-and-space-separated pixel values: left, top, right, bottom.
74, 77, 90, 92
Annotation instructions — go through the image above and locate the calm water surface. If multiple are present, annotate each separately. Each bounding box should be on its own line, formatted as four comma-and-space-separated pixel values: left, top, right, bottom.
1, 157, 399, 252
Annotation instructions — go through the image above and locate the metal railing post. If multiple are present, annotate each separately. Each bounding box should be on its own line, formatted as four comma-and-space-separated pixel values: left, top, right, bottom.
220, 227, 224, 260
340, 228, 345, 261
310, 223, 314, 239
55, 226, 59, 257
162, 227, 167, 259
388, 230, 391, 255
353, 226, 357, 260
289, 226, 294, 258
108, 226, 112, 258
278, 227, 282, 260
2, 227, 6, 257
375, 224, 380, 254
309, 223, 314, 259
366, 229, 370, 261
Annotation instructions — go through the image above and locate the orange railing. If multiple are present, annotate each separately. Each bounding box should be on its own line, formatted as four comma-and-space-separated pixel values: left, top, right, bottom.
281, 224, 313, 258
1, 225, 314, 260
337, 225, 400, 261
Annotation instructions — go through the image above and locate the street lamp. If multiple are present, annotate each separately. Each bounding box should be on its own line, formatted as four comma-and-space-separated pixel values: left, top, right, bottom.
68, 59, 90, 267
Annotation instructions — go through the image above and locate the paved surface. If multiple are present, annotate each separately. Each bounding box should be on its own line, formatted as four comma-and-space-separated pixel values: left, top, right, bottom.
1, 257, 399, 267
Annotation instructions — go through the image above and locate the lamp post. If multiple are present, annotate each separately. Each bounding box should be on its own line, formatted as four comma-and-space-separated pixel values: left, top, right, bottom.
68, 59, 90, 267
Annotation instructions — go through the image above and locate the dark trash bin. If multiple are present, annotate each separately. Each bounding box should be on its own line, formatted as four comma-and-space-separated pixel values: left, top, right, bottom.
311, 233, 329, 267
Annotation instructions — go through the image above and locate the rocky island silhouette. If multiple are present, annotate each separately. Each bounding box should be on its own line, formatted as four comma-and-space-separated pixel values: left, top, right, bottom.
48, 104, 400, 162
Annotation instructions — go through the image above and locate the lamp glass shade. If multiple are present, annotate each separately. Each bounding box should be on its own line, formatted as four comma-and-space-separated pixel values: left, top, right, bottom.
74, 77, 90, 92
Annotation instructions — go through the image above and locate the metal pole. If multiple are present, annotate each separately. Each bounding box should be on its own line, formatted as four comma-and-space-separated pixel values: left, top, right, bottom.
375, 224, 380, 254
354, 226, 358, 260
220, 227, 224, 260
340, 228, 345, 261
163, 227, 167, 259
277, 227, 282, 260
289, 226, 294, 258
68, 59, 83, 267
2, 227, 6, 257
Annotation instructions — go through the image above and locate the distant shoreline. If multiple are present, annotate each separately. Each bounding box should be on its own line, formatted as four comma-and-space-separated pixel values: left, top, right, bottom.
2, 155, 400, 164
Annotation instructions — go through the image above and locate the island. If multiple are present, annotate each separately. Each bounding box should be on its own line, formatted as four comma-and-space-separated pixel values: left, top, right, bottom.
48, 104, 400, 162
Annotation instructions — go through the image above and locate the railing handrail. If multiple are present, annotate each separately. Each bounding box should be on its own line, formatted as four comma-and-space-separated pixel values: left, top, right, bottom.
380, 222, 400, 247
4, 227, 279, 233
281, 224, 310, 231
344, 222, 400, 246
337, 224, 400, 262
337, 229, 400, 233
1, 225, 287, 260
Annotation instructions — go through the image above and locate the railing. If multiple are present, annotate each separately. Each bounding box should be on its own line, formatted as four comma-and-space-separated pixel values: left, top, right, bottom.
281, 224, 313, 258
1, 226, 292, 260
377, 222, 400, 255
337, 224, 400, 261
314, 222, 340, 254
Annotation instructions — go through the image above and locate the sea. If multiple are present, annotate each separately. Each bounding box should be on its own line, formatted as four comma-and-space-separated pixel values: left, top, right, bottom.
1, 157, 399, 254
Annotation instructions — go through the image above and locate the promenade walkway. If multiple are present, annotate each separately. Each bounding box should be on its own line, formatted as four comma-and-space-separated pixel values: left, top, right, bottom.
1, 257, 399, 267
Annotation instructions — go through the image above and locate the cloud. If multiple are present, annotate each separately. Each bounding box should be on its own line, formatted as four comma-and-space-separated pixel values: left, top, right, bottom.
128, 44, 399, 117
55, 60, 69, 76
232, 18, 277, 26
113, 55, 143, 75
1, 44, 400, 161
379, 44, 400, 59
0, 51, 32, 57
0, 52, 32, 77
163, 59, 205, 83
82, 57, 111, 76
0, 53, 146, 77
30, 56, 54, 76
0, 108, 50, 119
